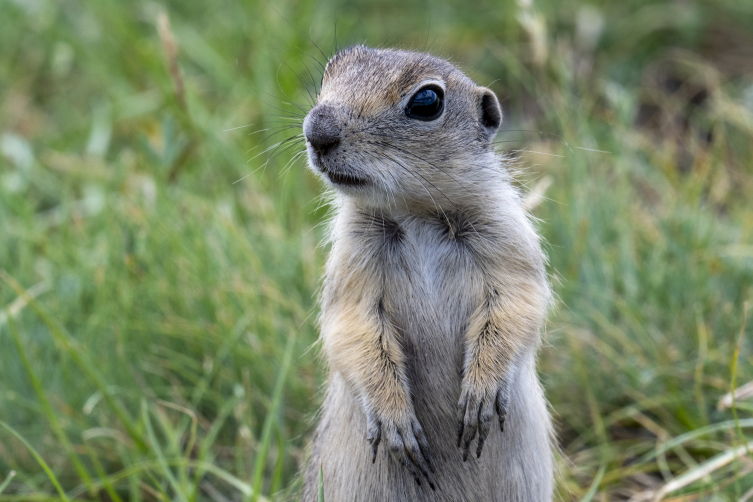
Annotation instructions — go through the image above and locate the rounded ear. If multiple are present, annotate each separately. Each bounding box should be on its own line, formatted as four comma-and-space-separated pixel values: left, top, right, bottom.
477, 87, 502, 140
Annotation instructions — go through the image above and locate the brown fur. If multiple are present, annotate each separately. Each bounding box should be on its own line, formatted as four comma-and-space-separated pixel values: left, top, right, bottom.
300, 46, 553, 501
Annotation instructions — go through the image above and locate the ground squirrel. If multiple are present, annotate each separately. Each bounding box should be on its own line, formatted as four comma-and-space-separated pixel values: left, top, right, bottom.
300, 46, 553, 501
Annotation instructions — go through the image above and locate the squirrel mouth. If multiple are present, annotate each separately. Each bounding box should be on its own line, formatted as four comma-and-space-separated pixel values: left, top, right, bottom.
324, 169, 368, 187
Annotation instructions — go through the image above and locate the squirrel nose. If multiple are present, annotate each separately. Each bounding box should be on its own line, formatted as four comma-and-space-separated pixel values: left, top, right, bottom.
304, 105, 341, 156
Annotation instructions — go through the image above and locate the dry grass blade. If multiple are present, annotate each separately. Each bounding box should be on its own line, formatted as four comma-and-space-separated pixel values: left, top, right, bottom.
158, 11, 185, 110
521, 175, 553, 211
0, 281, 49, 328
648, 440, 753, 501
156, 9, 199, 183
718, 380, 753, 411
741, 485, 753, 502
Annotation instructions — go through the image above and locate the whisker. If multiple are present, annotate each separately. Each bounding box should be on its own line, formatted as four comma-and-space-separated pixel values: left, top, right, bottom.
274, 147, 308, 177
255, 92, 308, 119
277, 61, 316, 109
364, 130, 499, 178
268, 138, 306, 163
376, 142, 483, 239
265, 0, 330, 64
246, 129, 303, 154
276, 62, 316, 111
575, 146, 612, 154
509, 149, 565, 158
291, 47, 327, 75
376, 142, 468, 206
299, 56, 323, 96
279, 150, 308, 199
496, 129, 573, 153
379, 141, 483, 192
223, 124, 256, 132
247, 124, 302, 137
253, 126, 304, 145
378, 148, 450, 223
247, 134, 304, 162
262, 113, 306, 122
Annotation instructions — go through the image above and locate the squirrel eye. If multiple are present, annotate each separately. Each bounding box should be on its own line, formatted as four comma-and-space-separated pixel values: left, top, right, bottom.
405, 86, 444, 121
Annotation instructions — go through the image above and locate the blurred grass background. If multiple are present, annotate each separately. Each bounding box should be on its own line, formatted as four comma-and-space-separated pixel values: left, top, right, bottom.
1, 0, 753, 500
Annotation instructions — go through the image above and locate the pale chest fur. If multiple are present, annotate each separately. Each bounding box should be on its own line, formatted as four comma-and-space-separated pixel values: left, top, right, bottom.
324, 207, 492, 407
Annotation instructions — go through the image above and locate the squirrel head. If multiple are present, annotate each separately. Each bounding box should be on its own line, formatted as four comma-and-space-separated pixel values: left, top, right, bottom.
303, 46, 503, 211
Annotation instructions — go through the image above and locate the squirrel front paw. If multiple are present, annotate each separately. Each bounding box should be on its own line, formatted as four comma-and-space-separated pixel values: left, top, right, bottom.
456, 379, 510, 461
366, 409, 436, 490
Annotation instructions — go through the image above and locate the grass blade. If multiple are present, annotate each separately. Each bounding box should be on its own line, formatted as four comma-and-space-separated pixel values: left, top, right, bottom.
83, 440, 124, 502
637, 418, 753, 464
580, 465, 605, 502
190, 315, 250, 407
65, 458, 264, 501
153, 399, 197, 494
0, 281, 48, 328
4, 315, 94, 493
318, 465, 324, 502
652, 440, 753, 501
268, 427, 285, 496
141, 401, 189, 502
0, 472, 15, 495
249, 329, 296, 502
730, 302, 752, 459
0, 421, 69, 502
191, 388, 244, 498
0, 270, 147, 451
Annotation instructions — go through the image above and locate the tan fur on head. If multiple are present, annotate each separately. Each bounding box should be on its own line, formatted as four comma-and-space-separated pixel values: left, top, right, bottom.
301, 46, 554, 501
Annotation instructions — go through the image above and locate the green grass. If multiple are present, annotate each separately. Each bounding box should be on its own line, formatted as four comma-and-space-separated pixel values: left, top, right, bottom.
1, 0, 752, 500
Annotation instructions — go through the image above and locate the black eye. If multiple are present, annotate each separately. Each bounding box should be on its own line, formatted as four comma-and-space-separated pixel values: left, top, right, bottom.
405, 86, 444, 121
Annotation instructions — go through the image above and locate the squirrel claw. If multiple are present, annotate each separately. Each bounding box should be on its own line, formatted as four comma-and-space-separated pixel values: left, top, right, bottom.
366, 412, 436, 489
456, 382, 510, 461
367, 416, 382, 463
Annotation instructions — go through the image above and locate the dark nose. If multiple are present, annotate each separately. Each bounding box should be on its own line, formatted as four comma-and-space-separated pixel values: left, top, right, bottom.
304, 105, 340, 156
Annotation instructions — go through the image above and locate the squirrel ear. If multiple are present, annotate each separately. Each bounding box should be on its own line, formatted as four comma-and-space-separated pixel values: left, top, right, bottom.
477, 87, 502, 139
